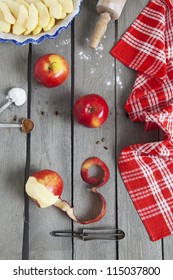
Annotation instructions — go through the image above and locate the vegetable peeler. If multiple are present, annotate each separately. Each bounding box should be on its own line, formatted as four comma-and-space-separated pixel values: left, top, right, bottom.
50, 228, 125, 241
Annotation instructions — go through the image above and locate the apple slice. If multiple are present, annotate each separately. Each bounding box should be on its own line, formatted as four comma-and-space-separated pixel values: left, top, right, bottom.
0, 2, 16, 24
12, 5, 28, 35
58, 0, 73, 14
5, 0, 20, 18
25, 157, 110, 224
43, 16, 55, 31
25, 0, 39, 3
43, 0, 63, 19
33, 25, 42, 35
59, 11, 66, 19
0, 11, 11, 33
36, 1, 50, 28
15, 0, 30, 10
25, 3, 38, 31
24, 29, 32, 35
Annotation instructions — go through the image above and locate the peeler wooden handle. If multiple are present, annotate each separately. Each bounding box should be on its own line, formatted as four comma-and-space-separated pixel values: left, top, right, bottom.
90, 12, 111, 49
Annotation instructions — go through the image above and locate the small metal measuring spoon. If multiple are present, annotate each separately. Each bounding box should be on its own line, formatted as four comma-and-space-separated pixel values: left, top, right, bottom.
0, 118, 34, 133
0, 88, 27, 114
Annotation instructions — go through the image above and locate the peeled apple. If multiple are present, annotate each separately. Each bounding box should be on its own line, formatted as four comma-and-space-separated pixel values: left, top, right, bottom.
25, 157, 110, 224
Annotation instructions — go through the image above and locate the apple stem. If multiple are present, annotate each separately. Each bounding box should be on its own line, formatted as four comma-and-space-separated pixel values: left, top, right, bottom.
48, 62, 57, 70
87, 105, 94, 113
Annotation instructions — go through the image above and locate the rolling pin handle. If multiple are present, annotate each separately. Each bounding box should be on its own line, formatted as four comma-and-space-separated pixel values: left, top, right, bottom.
89, 12, 111, 49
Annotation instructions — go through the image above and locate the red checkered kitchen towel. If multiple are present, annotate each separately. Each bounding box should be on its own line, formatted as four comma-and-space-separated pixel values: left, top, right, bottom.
111, 0, 173, 241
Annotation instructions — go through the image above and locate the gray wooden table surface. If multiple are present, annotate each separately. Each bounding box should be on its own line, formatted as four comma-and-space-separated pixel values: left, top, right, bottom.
0, 0, 173, 260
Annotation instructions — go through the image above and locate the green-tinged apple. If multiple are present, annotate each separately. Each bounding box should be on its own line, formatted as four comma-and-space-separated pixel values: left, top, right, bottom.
74, 94, 109, 128
34, 54, 69, 88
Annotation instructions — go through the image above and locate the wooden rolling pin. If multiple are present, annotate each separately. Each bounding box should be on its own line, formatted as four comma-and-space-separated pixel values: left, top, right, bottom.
90, 0, 128, 49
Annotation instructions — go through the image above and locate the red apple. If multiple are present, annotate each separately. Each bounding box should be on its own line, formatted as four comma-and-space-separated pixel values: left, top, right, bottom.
25, 169, 63, 208
74, 94, 109, 128
34, 53, 69, 88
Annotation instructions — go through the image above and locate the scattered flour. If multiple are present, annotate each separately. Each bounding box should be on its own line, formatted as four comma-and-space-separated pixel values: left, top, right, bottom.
56, 37, 71, 51
97, 43, 104, 51
55, 36, 123, 88
78, 51, 91, 61
61, 39, 71, 45
116, 76, 123, 89
78, 40, 105, 63
90, 68, 96, 74
106, 81, 112, 86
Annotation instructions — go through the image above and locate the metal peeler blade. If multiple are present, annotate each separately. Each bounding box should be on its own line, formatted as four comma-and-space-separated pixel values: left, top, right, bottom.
50, 227, 125, 241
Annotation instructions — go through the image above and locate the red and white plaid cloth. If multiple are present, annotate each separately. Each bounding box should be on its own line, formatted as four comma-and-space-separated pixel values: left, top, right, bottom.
111, 0, 173, 241
111, 0, 173, 123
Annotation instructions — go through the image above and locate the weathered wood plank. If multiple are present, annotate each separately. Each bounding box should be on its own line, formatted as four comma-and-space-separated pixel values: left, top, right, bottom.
0, 43, 28, 259
116, 0, 163, 259
29, 30, 72, 260
73, 0, 117, 260
163, 236, 173, 259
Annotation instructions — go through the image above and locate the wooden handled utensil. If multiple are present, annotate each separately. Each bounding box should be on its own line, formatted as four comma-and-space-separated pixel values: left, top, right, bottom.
90, 0, 128, 49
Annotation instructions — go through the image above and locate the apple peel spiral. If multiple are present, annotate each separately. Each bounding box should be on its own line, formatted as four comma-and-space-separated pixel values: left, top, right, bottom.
25, 157, 110, 224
